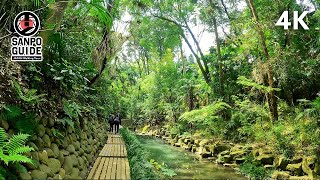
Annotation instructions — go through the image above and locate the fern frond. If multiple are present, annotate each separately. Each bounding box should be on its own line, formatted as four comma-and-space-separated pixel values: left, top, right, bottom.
0, 128, 7, 147
7, 154, 34, 164
0, 150, 9, 165
11, 146, 34, 155
6, 133, 30, 155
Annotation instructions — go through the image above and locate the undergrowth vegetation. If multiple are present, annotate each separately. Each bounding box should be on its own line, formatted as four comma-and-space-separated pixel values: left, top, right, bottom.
120, 128, 159, 179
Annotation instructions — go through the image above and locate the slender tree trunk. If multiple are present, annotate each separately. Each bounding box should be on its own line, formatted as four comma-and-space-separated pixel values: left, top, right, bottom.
154, 15, 211, 84
247, 0, 278, 120
213, 17, 224, 97
184, 21, 210, 76
188, 85, 194, 111
180, 43, 186, 75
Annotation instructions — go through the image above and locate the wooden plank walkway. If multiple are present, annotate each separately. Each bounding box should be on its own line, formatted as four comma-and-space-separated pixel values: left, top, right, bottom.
87, 134, 130, 180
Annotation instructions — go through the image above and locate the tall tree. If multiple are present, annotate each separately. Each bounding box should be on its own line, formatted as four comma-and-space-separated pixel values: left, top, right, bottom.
247, 0, 278, 120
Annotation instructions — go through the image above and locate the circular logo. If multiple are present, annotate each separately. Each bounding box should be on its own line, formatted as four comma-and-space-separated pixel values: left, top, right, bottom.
13, 11, 40, 37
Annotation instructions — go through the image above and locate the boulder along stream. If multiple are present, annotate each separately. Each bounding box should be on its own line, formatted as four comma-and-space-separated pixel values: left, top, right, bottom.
137, 135, 246, 179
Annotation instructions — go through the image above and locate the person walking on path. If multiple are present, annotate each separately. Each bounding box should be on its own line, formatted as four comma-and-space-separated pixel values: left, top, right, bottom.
108, 114, 114, 132
114, 113, 121, 134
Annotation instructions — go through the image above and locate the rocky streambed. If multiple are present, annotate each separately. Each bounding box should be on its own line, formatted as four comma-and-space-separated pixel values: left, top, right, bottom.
140, 128, 320, 179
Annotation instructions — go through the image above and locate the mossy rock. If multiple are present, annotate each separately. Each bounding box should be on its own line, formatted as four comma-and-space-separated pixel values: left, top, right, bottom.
63, 156, 73, 175
38, 125, 45, 137
30, 151, 39, 161
20, 172, 32, 180
52, 174, 62, 179
70, 167, 80, 178
79, 171, 86, 179
45, 128, 51, 136
255, 154, 274, 165
73, 141, 81, 151
59, 168, 66, 179
223, 163, 238, 168
61, 149, 70, 156
39, 164, 54, 177
219, 150, 230, 156
50, 143, 59, 158
290, 156, 303, 164
289, 176, 310, 179
230, 150, 246, 159
31, 170, 47, 179
182, 144, 192, 151
235, 158, 245, 164
79, 148, 84, 156
287, 163, 303, 176
0, 120, 9, 130
302, 157, 318, 178
48, 158, 61, 174
27, 142, 38, 151
213, 144, 231, 155
43, 134, 51, 148
222, 155, 233, 163
274, 155, 290, 170
70, 154, 78, 166
26, 159, 40, 170
48, 118, 55, 127
38, 150, 49, 165
271, 171, 291, 179
78, 157, 85, 171
199, 139, 210, 146
35, 137, 44, 150
194, 139, 201, 145
67, 145, 76, 154
45, 148, 54, 158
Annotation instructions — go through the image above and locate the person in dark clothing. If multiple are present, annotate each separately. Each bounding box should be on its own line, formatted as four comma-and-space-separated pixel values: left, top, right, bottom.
114, 113, 121, 133
108, 114, 114, 132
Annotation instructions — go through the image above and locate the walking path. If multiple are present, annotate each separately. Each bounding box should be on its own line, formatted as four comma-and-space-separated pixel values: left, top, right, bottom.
87, 134, 131, 180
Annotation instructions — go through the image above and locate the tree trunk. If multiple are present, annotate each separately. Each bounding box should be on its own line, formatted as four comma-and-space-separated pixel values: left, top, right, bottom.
180, 43, 186, 75
247, 0, 278, 120
213, 17, 224, 97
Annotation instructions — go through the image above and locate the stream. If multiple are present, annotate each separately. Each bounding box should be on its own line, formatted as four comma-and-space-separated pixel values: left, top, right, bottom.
137, 135, 246, 179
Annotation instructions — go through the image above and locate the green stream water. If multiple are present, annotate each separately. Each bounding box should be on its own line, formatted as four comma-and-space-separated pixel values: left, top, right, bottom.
137, 135, 247, 179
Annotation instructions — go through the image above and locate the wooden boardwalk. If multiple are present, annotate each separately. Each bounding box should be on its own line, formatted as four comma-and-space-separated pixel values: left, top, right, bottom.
87, 134, 130, 180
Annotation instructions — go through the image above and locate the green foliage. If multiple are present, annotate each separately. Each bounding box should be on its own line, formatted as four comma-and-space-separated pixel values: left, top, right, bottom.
149, 159, 177, 178
120, 128, 159, 180
273, 124, 295, 158
0, 106, 38, 136
14, 113, 39, 136
179, 101, 231, 137
237, 76, 281, 93
240, 155, 270, 179
0, 128, 34, 166
13, 81, 46, 104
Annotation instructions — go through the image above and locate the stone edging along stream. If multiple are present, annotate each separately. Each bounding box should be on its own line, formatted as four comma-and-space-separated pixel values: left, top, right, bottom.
138, 127, 320, 179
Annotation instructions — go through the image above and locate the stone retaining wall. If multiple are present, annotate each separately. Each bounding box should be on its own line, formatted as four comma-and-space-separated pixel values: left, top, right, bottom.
0, 116, 107, 179
141, 127, 320, 179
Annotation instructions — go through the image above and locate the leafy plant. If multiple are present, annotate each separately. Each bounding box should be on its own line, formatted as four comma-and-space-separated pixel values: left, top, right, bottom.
120, 128, 159, 180
237, 76, 281, 93
13, 81, 46, 104
150, 159, 177, 178
240, 155, 270, 179
0, 128, 34, 165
